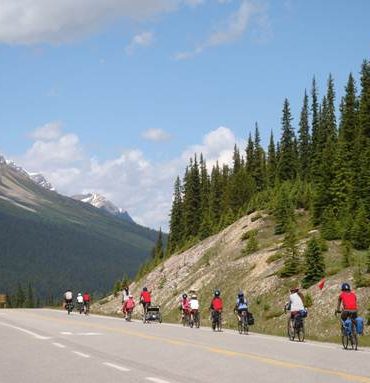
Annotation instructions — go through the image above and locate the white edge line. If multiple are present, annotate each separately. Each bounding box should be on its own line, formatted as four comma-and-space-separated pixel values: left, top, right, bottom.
103, 362, 130, 372
0, 321, 51, 340
72, 351, 90, 358
146, 378, 171, 383
53, 342, 66, 348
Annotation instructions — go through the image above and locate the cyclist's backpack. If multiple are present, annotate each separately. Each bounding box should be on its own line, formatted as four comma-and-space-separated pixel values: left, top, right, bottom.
247, 312, 255, 325
355, 317, 364, 335
344, 318, 352, 335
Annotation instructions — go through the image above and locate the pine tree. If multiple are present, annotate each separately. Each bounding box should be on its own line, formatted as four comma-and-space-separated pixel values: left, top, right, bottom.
168, 176, 183, 253
351, 205, 370, 250
199, 154, 211, 239
341, 240, 352, 268
277, 99, 298, 181
274, 183, 295, 235
298, 90, 311, 181
154, 228, 164, 260
356, 60, 370, 217
25, 282, 35, 308
332, 74, 358, 212
245, 133, 254, 175
321, 207, 341, 240
267, 131, 276, 187
209, 162, 223, 228
16, 283, 25, 308
253, 123, 266, 191
301, 238, 325, 288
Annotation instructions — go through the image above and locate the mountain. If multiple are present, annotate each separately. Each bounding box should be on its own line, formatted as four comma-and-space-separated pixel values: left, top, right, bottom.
72, 193, 134, 223
0, 157, 161, 300
93, 210, 370, 344
28, 173, 55, 191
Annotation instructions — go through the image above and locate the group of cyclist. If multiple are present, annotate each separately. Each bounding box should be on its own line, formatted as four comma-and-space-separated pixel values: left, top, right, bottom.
63, 290, 91, 314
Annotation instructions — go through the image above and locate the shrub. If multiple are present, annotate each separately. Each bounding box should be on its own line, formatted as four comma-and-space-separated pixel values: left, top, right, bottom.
304, 292, 313, 307
241, 229, 258, 241
266, 251, 284, 264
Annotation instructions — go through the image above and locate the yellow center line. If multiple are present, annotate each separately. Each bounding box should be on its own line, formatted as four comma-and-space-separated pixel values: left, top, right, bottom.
24, 311, 370, 383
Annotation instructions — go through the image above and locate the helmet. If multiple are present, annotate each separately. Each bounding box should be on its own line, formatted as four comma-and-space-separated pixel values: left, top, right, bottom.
182, 293, 188, 299
290, 287, 299, 293
143, 287, 148, 292
341, 283, 351, 292
128, 294, 133, 298
237, 291, 244, 298
78, 293, 82, 296
214, 289, 221, 297
191, 294, 197, 299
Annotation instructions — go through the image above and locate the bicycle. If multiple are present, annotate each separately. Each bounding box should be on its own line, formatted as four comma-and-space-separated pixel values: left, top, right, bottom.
126, 308, 133, 322
189, 309, 200, 328
287, 313, 305, 342
182, 310, 191, 327
211, 310, 222, 332
65, 301, 74, 315
237, 310, 249, 335
336, 311, 358, 350
83, 301, 89, 315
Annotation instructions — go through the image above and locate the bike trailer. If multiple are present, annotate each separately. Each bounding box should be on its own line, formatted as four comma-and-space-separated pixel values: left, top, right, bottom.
355, 317, 364, 335
145, 306, 162, 322
299, 309, 308, 318
247, 312, 255, 326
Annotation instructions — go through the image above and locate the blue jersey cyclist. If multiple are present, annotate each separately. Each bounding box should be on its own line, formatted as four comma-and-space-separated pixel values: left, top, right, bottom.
234, 290, 248, 321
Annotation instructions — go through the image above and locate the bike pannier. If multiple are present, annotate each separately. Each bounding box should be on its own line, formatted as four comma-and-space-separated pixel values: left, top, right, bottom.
247, 312, 255, 325
355, 317, 364, 335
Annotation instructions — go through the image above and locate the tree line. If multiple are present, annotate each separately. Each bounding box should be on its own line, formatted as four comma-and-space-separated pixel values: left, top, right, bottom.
166, 60, 370, 259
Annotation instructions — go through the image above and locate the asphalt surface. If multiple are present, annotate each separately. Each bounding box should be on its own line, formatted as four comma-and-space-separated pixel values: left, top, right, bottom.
0, 309, 369, 383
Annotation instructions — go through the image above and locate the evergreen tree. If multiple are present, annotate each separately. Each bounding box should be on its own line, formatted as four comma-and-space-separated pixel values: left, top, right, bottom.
301, 238, 325, 288
351, 205, 370, 250
183, 156, 201, 238
154, 228, 164, 260
199, 154, 211, 239
16, 283, 25, 308
277, 99, 298, 181
168, 176, 183, 253
321, 207, 341, 240
245, 133, 254, 175
298, 90, 311, 180
209, 162, 223, 228
332, 74, 358, 212
25, 282, 35, 308
341, 240, 352, 268
253, 123, 266, 191
267, 131, 276, 187
356, 60, 370, 216
274, 183, 295, 235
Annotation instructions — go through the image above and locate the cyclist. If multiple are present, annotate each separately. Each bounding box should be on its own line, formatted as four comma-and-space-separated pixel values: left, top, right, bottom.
63, 289, 73, 308
285, 287, 305, 326
140, 287, 151, 317
122, 286, 130, 318
336, 283, 358, 320
210, 289, 223, 328
123, 294, 135, 320
234, 291, 248, 322
76, 292, 84, 313
181, 293, 190, 320
83, 291, 91, 314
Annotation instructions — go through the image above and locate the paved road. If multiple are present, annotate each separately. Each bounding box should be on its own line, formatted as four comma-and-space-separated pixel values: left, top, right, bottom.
0, 309, 369, 383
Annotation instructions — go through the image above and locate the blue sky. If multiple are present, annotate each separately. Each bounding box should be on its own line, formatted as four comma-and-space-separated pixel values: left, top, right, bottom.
0, 0, 369, 229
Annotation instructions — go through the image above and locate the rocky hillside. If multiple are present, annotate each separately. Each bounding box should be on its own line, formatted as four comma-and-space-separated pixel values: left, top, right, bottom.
93, 211, 370, 345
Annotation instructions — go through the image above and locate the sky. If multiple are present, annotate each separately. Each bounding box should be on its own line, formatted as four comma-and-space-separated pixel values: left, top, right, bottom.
0, 0, 369, 230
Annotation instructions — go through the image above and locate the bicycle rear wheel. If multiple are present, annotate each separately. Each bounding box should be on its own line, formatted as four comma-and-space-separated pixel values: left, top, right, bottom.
288, 320, 295, 341
341, 327, 349, 349
297, 324, 305, 342
238, 320, 242, 334
350, 324, 358, 350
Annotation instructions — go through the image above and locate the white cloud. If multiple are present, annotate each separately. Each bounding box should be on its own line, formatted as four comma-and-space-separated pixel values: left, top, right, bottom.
0, 0, 178, 44
142, 128, 171, 142
30, 122, 63, 141
126, 31, 154, 55
17, 124, 238, 230
175, 0, 264, 60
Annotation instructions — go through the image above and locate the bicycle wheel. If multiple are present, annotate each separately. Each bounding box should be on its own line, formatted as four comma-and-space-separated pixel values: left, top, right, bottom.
341, 326, 349, 350
238, 320, 242, 334
195, 313, 200, 328
288, 320, 295, 341
350, 323, 358, 350
297, 323, 305, 342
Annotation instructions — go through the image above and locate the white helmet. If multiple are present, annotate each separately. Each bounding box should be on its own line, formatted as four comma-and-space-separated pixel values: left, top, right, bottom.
78, 293, 82, 296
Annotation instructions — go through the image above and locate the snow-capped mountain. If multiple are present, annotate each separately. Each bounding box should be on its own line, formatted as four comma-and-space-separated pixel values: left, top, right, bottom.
0, 154, 55, 190
29, 173, 55, 191
72, 193, 134, 223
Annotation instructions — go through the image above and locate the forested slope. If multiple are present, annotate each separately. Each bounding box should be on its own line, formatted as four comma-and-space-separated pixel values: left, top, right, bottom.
0, 161, 160, 302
